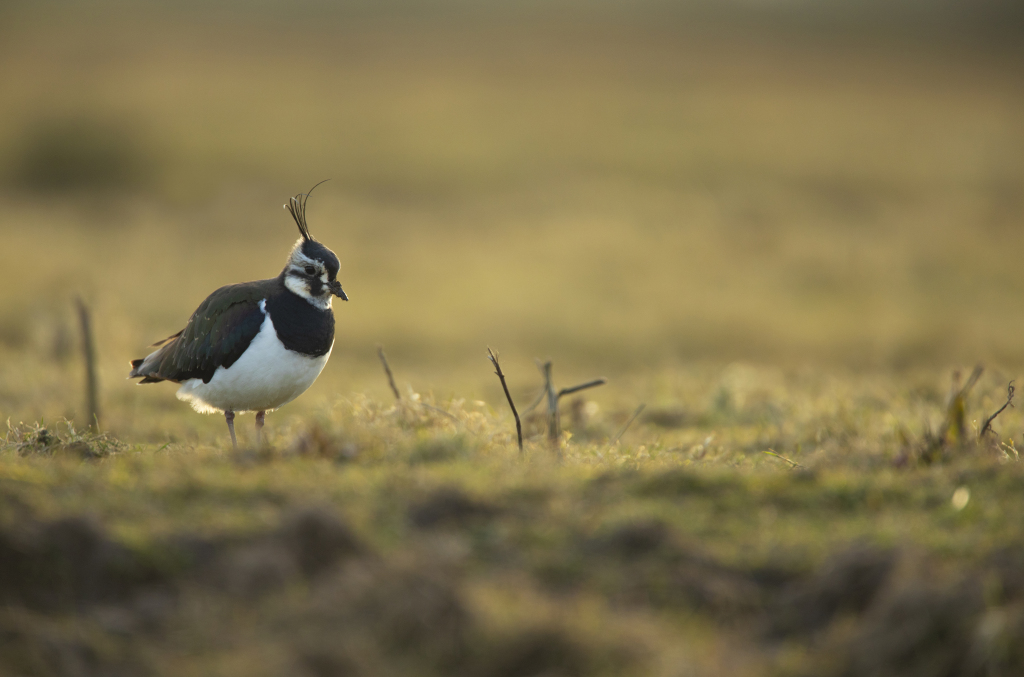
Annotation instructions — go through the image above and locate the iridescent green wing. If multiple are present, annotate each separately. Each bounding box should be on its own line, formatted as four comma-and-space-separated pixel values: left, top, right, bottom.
155, 280, 273, 383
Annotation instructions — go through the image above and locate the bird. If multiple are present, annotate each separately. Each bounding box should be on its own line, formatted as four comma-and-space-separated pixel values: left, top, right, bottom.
128, 184, 347, 449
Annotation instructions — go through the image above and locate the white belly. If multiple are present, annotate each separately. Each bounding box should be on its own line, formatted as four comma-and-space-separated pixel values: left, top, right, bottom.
176, 310, 332, 414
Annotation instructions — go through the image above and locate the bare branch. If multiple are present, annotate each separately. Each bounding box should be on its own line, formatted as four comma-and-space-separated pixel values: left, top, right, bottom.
541, 361, 559, 449
487, 348, 523, 452
612, 403, 645, 444
980, 380, 1015, 439
558, 378, 607, 398
522, 389, 547, 414
962, 364, 984, 397
377, 345, 401, 401
529, 359, 609, 453
74, 297, 100, 430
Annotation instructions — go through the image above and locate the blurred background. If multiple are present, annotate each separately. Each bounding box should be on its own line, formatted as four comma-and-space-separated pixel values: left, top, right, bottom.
0, 0, 1021, 438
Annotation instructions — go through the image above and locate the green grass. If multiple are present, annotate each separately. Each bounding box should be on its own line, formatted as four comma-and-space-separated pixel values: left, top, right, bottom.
2, 4, 1024, 676
3, 369, 1024, 675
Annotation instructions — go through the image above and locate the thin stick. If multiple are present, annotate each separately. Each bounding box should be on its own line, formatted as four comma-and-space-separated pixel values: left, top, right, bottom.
377, 345, 401, 401
532, 359, 608, 452
541, 361, 559, 448
488, 348, 523, 452
522, 389, 547, 414
962, 364, 984, 397
558, 378, 607, 398
612, 403, 645, 444
74, 297, 100, 430
764, 449, 803, 469
521, 359, 548, 414
980, 381, 1015, 439
524, 376, 602, 413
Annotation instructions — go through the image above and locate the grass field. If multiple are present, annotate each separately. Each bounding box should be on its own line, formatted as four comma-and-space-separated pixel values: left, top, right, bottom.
1, 3, 1024, 676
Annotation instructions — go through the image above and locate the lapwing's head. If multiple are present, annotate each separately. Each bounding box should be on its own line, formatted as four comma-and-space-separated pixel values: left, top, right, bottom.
282, 183, 348, 309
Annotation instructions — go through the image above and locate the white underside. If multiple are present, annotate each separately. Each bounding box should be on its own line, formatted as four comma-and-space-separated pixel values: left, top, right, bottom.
176, 305, 331, 414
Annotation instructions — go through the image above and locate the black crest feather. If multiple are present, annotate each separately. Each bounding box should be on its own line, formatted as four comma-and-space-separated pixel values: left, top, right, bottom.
284, 180, 329, 242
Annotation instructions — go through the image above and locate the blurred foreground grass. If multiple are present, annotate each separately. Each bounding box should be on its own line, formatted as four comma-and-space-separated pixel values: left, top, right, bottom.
3, 368, 1024, 676
2, 4, 1024, 676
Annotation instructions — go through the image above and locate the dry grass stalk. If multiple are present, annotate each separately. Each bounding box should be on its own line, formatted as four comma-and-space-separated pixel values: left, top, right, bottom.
612, 403, 645, 444
487, 348, 522, 452
534, 360, 606, 451
764, 449, 804, 469
74, 297, 99, 430
377, 345, 401, 401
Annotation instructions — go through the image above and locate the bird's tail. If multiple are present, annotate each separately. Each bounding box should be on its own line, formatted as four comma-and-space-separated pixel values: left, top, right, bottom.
128, 331, 181, 383
129, 355, 165, 383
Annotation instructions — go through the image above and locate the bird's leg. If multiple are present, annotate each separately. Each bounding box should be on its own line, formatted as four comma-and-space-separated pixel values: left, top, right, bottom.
225, 409, 237, 450
255, 410, 265, 443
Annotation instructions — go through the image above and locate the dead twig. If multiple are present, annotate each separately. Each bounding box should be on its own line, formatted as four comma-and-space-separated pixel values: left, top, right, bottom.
487, 348, 522, 452
520, 371, 604, 414
764, 449, 803, 469
980, 380, 1015, 439
377, 345, 401, 401
612, 403, 645, 444
536, 359, 607, 450
74, 297, 99, 430
522, 389, 547, 414
558, 378, 607, 398
374, 346, 471, 433
541, 361, 559, 448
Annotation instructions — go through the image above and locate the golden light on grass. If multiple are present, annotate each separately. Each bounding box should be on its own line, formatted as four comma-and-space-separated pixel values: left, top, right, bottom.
2, 5, 1024, 676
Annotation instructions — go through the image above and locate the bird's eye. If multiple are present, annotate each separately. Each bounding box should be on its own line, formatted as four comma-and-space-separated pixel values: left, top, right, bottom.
304, 266, 316, 276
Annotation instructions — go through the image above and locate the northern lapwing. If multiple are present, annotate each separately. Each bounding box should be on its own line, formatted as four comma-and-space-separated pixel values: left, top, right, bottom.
129, 185, 347, 448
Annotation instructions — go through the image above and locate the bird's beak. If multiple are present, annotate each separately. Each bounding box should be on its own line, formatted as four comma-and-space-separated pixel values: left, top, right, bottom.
330, 280, 348, 301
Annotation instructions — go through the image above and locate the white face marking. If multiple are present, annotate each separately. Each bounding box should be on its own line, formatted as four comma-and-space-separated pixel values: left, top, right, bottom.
284, 273, 333, 310
284, 239, 333, 309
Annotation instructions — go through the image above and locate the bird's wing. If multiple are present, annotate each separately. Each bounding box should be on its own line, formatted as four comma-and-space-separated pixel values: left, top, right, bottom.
131, 281, 273, 384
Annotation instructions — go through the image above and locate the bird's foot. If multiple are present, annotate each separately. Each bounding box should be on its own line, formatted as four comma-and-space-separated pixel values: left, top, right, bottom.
255, 410, 265, 444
